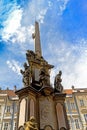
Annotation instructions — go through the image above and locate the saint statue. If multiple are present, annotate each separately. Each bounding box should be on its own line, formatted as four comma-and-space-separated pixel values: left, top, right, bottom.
54, 71, 63, 93
39, 68, 50, 86
20, 62, 31, 87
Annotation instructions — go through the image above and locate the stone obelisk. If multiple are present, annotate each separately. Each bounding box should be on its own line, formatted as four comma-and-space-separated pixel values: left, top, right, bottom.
35, 21, 42, 57
32, 21, 42, 82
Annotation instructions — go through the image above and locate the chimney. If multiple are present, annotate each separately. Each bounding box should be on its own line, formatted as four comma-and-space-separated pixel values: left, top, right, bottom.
14, 85, 17, 92
72, 85, 75, 90
6, 87, 9, 90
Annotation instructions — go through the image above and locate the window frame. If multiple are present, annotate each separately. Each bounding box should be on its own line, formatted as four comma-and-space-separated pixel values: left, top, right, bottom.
84, 114, 87, 123
4, 122, 9, 130
6, 106, 11, 113
70, 102, 76, 110
74, 118, 80, 129
79, 99, 84, 107
14, 122, 17, 130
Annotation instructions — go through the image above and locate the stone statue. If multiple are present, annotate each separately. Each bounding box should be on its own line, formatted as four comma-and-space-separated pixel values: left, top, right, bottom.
39, 68, 50, 86
26, 50, 36, 60
54, 71, 63, 93
24, 116, 38, 130
20, 62, 31, 87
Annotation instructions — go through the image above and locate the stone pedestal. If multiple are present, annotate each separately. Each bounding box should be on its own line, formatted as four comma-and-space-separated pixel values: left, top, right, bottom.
54, 93, 69, 130
16, 85, 69, 130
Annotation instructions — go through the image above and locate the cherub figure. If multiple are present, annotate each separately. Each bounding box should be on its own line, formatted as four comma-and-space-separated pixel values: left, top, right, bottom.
24, 116, 38, 130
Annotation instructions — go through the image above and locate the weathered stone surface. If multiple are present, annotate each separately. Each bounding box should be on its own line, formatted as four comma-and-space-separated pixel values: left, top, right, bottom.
39, 96, 57, 130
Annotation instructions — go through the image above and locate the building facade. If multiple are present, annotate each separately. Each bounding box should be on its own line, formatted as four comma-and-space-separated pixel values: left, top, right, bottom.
0, 88, 19, 130
0, 86, 87, 130
64, 87, 87, 130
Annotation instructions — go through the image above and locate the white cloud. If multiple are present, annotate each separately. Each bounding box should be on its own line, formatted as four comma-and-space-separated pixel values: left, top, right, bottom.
48, 1, 53, 7
2, 7, 34, 45
11, 25, 34, 44
48, 38, 87, 89
25, 0, 48, 23
57, 0, 69, 15
48, 0, 69, 15
1, 0, 49, 50
1, 0, 69, 46
6, 60, 22, 75
1, 0, 87, 90
37, 9, 47, 23
2, 7, 23, 41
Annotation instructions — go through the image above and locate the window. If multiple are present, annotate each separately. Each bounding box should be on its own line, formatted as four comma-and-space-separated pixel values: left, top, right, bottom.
84, 114, 87, 123
70, 102, 76, 110
79, 99, 84, 107
6, 106, 10, 113
68, 119, 71, 129
75, 119, 80, 129
4, 123, 9, 130
15, 105, 18, 113
0, 105, 1, 113
14, 122, 16, 130
64, 102, 67, 110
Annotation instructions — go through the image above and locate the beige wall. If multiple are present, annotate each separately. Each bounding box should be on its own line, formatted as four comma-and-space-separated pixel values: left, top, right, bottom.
65, 89, 87, 130
0, 95, 18, 130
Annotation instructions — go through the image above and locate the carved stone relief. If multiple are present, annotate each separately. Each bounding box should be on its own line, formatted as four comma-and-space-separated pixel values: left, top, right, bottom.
39, 97, 57, 130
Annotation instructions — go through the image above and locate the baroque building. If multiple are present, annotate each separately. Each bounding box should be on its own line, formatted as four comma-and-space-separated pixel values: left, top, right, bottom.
64, 86, 87, 130
0, 87, 19, 130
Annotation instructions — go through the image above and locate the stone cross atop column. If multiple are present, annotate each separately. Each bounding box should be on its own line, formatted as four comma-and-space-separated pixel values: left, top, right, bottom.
32, 21, 42, 57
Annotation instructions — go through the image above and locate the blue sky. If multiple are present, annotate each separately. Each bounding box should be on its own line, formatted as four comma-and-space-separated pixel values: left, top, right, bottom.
0, 0, 87, 90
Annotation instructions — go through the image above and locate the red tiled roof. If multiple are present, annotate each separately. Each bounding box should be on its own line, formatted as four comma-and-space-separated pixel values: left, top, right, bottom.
0, 90, 16, 96
63, 89, 72, 94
